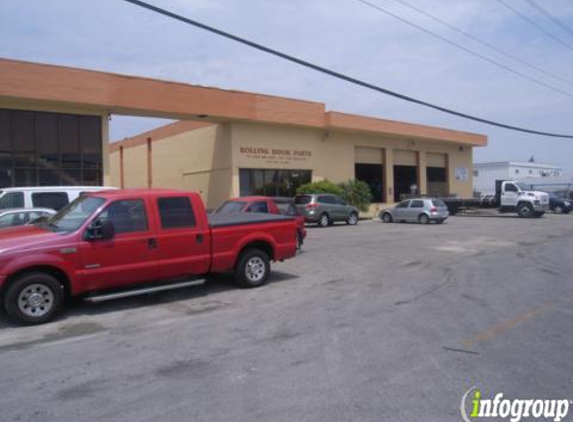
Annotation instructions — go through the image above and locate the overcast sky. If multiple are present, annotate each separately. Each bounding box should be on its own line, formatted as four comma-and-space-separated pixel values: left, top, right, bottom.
1, 0, 573, 171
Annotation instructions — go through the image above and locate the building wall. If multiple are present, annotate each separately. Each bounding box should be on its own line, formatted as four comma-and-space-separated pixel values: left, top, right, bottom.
229, 122, 474, 214
112, 120, 475, 215
110, 123, 233, 208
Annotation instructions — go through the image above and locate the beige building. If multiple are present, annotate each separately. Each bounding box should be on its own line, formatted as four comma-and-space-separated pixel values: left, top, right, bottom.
111, 112, 486, 215
0, 57, 486, 212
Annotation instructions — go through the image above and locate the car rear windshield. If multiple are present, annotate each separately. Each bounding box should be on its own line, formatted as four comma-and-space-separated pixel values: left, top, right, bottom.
215, 201, 247, 214
431, 199, 447, 207
294, 195, 312, 205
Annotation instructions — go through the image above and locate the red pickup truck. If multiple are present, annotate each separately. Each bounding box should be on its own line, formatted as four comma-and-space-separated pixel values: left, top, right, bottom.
0, 189, 298, 325
215, 196, 307, 249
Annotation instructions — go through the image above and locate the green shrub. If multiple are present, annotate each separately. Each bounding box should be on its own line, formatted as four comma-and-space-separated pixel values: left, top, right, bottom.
296, 180, 344, 196
296, 179, 373, 212
339, 179, 373, 212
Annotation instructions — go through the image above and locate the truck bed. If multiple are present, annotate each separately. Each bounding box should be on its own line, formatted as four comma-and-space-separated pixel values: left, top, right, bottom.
208, 213, 294, 228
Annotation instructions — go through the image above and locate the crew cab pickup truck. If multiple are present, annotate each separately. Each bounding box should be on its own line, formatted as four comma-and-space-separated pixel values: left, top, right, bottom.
0, 189, 298, 325
214, 196, 307, 249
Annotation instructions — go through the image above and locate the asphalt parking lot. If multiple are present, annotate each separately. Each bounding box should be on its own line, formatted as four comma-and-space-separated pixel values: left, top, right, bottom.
1, 213, 572, 422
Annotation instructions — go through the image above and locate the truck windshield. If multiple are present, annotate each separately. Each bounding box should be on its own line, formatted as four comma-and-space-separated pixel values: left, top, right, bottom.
43, 195, 105, 232
515, 182, 530, 191
215, 201, 247, 214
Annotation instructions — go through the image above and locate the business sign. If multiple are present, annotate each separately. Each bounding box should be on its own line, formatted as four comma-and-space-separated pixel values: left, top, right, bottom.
455, 167, 469, 181
239, 147, 312, 165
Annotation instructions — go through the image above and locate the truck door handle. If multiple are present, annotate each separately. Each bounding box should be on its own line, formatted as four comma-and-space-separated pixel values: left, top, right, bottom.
196, 234, 204, 244
148, 238, 157, 249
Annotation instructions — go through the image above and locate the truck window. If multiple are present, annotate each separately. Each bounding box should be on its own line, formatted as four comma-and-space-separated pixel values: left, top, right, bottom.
0, 192, 24, 209
215, 201, 247, 214
32, 192, 69, 211
246, 201, 269, 213
504, 183, 518, 193
47, 196, 105, 232
157, 197, 196, 229
98, 199, 148, 234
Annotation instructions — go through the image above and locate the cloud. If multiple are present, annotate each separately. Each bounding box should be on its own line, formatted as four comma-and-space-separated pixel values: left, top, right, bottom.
1, 0, 572, 166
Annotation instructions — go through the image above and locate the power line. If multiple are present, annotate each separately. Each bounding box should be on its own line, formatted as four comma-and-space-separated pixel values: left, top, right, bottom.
496, 0, 573, 51
522, 0, 573, 37
388, 0, 573, 88
118, 0, 573, 139
353, 0, 573, 98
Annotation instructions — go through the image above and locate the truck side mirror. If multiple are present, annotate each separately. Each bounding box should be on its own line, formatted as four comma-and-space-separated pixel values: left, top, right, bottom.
85, 219, 115, 241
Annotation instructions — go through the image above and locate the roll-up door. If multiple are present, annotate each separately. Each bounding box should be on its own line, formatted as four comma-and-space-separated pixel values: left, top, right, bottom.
393, 150, 417, 166
355, 147, 383, 164
427, 153, 446, 168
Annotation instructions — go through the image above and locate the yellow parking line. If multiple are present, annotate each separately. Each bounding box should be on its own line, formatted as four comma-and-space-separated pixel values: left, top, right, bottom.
462, 301, 556, 349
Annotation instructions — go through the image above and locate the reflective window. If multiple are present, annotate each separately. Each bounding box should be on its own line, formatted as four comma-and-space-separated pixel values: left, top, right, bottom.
157, 197, 196, 229
0, 192, 24, 209
0, 212, 27, 228
32, 192, 69, 211
215, 201, 247, 214
318, 195, 336, 205
98, 199, 148, 234
505, 183, 518, 193
246, 201, 269, 213
410, 200, 424, 208
239, 169, 311, 197
0, 109, 102, 188
396, 201, 410, 209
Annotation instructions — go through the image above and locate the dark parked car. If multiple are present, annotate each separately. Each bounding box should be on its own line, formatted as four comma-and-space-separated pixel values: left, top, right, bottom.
294, 194, 359, 227
547, 192, 572, 214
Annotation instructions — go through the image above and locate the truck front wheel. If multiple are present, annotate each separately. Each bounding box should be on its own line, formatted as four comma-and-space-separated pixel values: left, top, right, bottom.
517, 203, 534, 218
235, 249, 271, 288
4, 272, 64, 325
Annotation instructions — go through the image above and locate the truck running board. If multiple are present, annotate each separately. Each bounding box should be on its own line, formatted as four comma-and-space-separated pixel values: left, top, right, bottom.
84, 279, 206, 303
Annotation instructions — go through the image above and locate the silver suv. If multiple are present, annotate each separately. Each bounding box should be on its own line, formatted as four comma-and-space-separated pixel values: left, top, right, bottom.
380, 198, 449, 224
294, 194, 359, 227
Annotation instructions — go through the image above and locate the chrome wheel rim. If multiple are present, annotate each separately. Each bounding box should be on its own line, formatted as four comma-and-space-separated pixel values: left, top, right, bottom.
349, 214, 357, 224
245, 257, 266, 282
18, 283, 54, 318
320, 215, 328, 226
555, 206, 562, 214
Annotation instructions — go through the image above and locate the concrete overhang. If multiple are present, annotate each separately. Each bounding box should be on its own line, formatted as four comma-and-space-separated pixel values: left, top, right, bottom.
0, 58, 487, 147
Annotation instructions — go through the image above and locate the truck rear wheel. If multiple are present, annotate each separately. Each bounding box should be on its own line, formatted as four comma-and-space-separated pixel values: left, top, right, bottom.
4, 272, 64, 325
517, 203, 534, 218
235, 248, 271, 288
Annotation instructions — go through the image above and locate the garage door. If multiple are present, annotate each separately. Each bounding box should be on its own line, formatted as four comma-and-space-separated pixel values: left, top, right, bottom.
393, 150, 417, 166
355, 147, 383, 164
427, 153, 447, 168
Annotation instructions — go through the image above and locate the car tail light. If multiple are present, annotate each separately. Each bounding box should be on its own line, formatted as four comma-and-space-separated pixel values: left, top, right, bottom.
306, 203, 318, 209
430, 206, 437, 212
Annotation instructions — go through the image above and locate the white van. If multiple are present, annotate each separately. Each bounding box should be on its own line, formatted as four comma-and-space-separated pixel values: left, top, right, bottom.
0, 186, 117, 211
